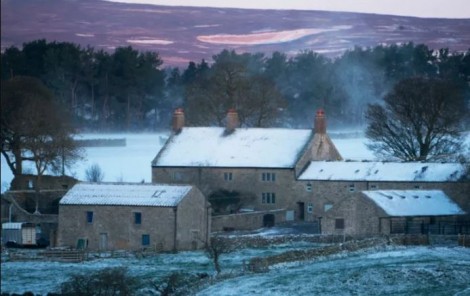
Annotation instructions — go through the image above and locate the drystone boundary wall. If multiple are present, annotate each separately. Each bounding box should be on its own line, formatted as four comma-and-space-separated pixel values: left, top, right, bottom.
247, 235, 430, 273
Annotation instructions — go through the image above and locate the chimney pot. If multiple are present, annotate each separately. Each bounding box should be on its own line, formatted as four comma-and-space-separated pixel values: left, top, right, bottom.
314, 108, 326, 134
226, 109, 239, 133
172, 108, 185, 133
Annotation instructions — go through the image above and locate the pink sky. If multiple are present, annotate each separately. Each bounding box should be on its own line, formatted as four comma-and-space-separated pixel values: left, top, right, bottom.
105, 0, 470, 18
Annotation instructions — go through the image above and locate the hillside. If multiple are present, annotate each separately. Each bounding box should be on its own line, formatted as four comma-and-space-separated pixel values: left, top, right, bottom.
2, 0, 469, 67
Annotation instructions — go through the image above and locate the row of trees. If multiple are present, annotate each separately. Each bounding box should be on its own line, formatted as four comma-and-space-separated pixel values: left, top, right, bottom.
2, 40, 469, 130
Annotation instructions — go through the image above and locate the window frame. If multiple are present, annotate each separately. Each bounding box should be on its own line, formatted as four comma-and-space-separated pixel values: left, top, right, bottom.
335, 218, 345, 230
261, 172, 276, 182
142, 234, 150, 246
348, 184, 355, 192
134, 212, 142, 225
224, 172, 233, 181
86, 211, 94, 223
261, 192, 276, 204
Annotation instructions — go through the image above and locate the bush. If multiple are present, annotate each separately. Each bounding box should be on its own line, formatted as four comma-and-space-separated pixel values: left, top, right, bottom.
60, 267, 139, 296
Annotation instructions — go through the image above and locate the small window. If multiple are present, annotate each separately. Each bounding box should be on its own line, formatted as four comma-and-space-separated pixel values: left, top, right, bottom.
142, 234, 150, 246
414, 185, 421, 189
262, 192, 276, 204
173, 172, 183, 181
134, 212, 142, 224
224, 172, 233, 181
86, 211, 93, 223
306, 183, 312, 192
370, 184, 378, 190
324, 203, 333, 212
261, 172, 276, 182
348, 184, 355, 192
307, 203, 313, 213
335, 218, 345, 230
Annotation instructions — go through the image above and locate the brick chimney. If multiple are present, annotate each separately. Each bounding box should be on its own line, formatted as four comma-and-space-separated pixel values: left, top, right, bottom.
225, 109, 239, 133
314, 108, 326, 134
172, 108, 185, 133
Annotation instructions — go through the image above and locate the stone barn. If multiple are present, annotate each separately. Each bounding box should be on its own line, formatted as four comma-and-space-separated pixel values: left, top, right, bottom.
298, 161, 469, 235
360, 190, 467, 235
58, 182, 210, 252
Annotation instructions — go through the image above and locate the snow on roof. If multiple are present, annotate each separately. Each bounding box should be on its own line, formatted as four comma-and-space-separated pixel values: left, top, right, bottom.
298, 161, 465, 181
363, 190, 465, 216
152, 127, 312, 168
59, 183, 192, 207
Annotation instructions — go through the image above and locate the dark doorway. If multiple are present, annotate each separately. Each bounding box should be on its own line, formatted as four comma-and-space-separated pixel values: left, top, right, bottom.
297, 202, 305, 221
263, 214, 275, 227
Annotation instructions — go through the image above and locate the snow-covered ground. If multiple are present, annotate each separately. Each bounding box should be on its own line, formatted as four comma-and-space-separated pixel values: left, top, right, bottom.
197, 246, 470, 296
2, 245, 470, 295
1, 240, 321, 294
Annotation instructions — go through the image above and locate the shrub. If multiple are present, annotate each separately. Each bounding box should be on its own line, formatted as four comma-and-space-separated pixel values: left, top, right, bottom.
60, 267, 139, 296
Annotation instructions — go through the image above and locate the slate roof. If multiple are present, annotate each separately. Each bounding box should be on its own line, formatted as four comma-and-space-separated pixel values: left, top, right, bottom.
298, 161, 465, 181
152, 127, 313, 168
362, 190, 465, 216
59, 183, 192, 207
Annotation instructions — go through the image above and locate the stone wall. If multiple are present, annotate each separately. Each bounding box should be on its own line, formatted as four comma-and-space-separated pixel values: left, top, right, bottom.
211, 209, 287, 232
247, 235, 430, 272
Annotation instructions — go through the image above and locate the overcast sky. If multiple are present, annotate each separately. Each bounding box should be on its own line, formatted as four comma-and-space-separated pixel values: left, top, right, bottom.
106, 0, 470, 18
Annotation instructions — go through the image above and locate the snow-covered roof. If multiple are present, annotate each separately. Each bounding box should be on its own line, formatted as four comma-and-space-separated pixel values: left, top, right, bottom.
59, 183, 192, 207
363, 190, 465, 216
152, 127, 312, 168
298, 161, 465, 181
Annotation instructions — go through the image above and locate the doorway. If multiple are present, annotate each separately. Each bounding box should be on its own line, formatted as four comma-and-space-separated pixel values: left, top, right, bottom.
263, 214, 275, 227
297, 202, 305, 221
99, 233, 108, 250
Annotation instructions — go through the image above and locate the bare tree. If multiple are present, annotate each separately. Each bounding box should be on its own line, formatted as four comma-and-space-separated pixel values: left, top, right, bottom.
85, 163, 105, 182
185, 50, 285, 127
365, 77, 466, 161
1, 76, 83, 213
204, 235, 236, 275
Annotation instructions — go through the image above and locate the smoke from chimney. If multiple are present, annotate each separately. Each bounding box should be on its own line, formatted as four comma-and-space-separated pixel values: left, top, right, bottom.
314, 108, 326, 134
172, 108, 185, 133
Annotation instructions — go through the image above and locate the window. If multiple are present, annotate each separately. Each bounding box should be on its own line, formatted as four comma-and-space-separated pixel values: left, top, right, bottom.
142, 234, 150, 246
224, 172, 233, 181
262, 192, 276, 204
134, 212, 142, 224
335, 218, 345, 230
261, 172, 276, 182
306, 183, 312, 192
414, 185, 421, 189
348, 184, 355, 192
307, 203, 313, 213
370, 184, 378, 190
324, 203, 333, 212
86, 211, 93, 223
172, 172, 183, 181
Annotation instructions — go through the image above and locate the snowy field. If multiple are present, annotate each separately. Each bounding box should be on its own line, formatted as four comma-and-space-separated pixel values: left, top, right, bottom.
0, 131, 375, 193
2, 245, 470, 295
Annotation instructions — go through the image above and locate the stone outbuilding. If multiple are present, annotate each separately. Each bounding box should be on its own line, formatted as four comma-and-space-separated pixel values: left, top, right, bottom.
298, 161, 469, 235
58, 182, 210, 252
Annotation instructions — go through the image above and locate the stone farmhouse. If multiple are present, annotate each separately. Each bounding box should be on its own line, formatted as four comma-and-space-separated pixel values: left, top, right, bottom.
152, 108, 469, 235
152, 108, 342, 231
58, 183, 210, 251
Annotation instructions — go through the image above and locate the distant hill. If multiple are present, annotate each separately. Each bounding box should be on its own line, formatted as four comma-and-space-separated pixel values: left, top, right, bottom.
2, 0, 469, 67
